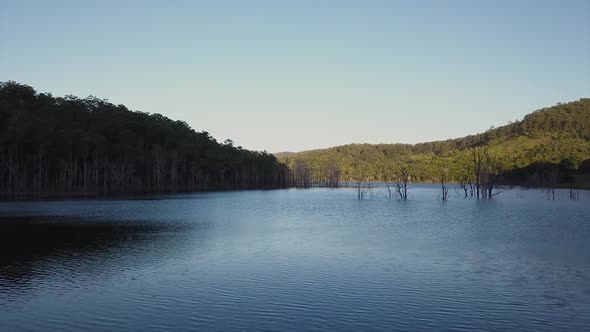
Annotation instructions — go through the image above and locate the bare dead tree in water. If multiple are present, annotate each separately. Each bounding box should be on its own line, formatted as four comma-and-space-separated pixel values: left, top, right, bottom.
440, 174, 449, 202
534, 139, 560, 200
353, 166, 375, 200
293, 159, 312, 188
459, 182, 468, 197
358, 183, 366, 199
466, 137, 505, 199
458, 173, 473, 198
468, 141, 489, 199
544, 187, 555, 200
325, 162, 341, 188
395, 163, 410, 200
541, 164, 558, 200
441, 181, 449, 202
355, 167, 366, 199
385, 182, 395, 199
357, 183, 374, 200
481, 153, 500, 198
437, 160, 450, 202
462, 181, 474, 197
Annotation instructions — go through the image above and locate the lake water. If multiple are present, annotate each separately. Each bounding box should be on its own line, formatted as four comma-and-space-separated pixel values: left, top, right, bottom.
1, 185, 589, 331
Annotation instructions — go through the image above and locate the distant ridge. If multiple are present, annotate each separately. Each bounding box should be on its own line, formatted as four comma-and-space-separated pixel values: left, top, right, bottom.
276, 99, 590, 186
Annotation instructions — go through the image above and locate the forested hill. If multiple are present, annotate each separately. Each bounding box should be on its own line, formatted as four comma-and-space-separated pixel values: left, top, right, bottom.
277, 99, 590, 187
0, 81, 289, 194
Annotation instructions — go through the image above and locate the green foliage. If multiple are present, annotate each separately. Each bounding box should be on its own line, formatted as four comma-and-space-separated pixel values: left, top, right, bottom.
278, 99, 590, 184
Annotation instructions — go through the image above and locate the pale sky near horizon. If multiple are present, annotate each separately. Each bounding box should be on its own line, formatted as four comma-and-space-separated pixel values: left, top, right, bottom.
1, 0, 589, 152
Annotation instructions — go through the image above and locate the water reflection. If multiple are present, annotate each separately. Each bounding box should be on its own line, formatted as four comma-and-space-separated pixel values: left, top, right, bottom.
0, 216, 200, 295
0, 187, 589, 331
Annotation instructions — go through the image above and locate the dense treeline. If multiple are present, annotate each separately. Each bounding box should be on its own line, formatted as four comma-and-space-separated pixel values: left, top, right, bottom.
500, 159, 590, 188
0, 82, 289, 194
288, 158, 340, 188
279, 99, 590, 190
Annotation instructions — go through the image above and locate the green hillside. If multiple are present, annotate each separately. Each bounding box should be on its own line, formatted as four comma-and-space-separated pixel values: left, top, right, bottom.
0, 81, 289, 194
278, 99, 590, 187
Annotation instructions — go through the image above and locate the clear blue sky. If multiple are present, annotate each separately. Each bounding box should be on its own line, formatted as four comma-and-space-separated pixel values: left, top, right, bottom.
1, 0, 589, 152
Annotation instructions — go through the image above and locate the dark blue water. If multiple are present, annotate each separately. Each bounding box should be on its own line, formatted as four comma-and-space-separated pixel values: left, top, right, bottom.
1, 186, 589, 331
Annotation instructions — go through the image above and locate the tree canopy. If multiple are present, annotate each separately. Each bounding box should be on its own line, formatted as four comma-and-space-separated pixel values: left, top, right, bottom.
278, 99, 590, 188
0, 81, 288, 194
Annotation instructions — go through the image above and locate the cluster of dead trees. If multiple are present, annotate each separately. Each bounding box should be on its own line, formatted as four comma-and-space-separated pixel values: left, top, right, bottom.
499, 158, 589, 199
288, 159, 340, 188
290, 141, 505, 201
440, 169, 450, 202
569, 189, 580, 200
356, 182, 374, 200
456, 144, 502, 199
391, 164, 411, 200
361, 164, 410, 200
361, 140, 504, 200
470, 144, 499, 198
287, 137, 585, 202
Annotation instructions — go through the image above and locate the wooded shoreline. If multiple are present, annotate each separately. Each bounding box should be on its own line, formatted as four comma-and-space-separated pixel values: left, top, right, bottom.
2, 82, 589, 198
0, 82, 289, 194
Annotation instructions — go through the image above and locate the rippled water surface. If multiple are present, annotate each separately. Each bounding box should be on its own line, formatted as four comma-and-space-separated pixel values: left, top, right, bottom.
1, 186, 590, 331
